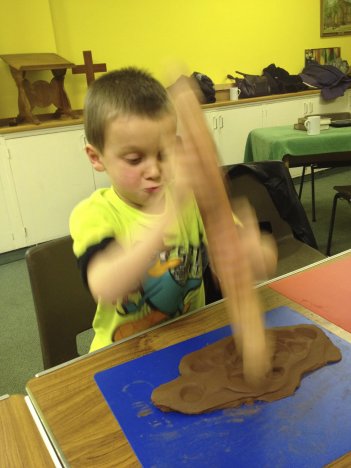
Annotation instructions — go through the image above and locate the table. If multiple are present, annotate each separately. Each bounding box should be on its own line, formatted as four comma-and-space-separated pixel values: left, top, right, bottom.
244, 125, 351, 165
25, 251, 351, 467
244, 125, 351, 220
0, 53, 76, 125
0, 394, 56, 467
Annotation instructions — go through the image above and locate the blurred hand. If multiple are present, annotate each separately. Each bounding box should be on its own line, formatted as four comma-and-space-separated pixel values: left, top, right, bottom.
233, 197, 278, 282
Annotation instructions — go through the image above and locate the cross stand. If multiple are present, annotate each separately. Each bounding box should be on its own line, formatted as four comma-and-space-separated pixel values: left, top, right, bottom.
71, 50, 107, 86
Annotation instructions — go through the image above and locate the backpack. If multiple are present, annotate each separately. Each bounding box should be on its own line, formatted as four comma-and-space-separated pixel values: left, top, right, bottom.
191, 72, 216, 104
227, 71, 271, 98
263, 64, 307, 94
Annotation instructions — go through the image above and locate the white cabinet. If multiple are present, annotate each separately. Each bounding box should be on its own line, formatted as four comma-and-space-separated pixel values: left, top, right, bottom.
318, 91, 350, 115
204, 104, 262, 165
301, 96, 320, 116
0, 125, 109, 253
0, 167, 17, 252
262, 100, 302, 127
262, 96, 317, 127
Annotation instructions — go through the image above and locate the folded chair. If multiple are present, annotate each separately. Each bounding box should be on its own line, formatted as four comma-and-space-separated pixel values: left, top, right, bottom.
26, 236, 96, 369
225, 161, 326, 278
326, 185, 351, 256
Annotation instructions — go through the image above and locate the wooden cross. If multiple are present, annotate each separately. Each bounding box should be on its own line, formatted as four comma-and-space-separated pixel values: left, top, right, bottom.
71, 50, 107, 86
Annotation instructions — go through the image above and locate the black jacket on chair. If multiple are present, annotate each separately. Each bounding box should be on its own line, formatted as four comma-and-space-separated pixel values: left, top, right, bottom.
225, 161, 318, 249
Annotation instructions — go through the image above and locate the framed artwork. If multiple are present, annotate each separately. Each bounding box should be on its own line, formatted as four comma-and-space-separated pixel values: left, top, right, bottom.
305, 47, 349, 74
321, 0, 351, 37
305, 47, 341, 66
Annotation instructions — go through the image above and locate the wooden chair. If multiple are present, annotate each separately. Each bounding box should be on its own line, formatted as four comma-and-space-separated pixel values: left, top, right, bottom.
326, 185, 351, 256
225, 161, 326, 278
26, 236, 96, 369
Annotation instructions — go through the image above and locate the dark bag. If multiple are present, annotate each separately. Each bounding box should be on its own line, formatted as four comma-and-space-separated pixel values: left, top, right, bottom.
192, 71, 216, 103
263, 63, 307, 94
227, 71, 271, 98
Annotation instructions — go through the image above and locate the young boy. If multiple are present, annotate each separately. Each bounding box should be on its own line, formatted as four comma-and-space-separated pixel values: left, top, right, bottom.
70, 67, 209, 351
70, 67, 276, 360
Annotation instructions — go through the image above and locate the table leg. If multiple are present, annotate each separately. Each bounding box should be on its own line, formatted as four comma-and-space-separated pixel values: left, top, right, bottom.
298, 166, 306, 198
311, 164, 316, 222
51, 69, 78, 119
10, 67, 39, 125
326, 193, 339, 256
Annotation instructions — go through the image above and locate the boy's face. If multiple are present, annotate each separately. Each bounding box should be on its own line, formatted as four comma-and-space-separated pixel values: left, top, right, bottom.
86, 113, 177, 211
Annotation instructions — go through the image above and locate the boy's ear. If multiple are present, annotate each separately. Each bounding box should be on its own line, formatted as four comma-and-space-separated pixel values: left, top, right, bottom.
86, 144, 105, 172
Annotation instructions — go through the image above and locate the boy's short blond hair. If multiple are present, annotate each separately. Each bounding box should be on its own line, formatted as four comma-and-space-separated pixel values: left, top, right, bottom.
84, 67, 173, 153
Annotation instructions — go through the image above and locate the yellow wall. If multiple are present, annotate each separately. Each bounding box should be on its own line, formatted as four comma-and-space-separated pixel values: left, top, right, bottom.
1, 0, 351, 119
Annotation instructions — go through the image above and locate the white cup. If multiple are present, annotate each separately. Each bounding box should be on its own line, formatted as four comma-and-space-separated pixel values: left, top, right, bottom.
304, 116, 320, 135
230, 87, 241, 101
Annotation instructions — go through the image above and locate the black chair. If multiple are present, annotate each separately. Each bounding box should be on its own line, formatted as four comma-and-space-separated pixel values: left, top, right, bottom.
26, 236, 96, 369
225, 161, 326, 278
326, 185, 351, 256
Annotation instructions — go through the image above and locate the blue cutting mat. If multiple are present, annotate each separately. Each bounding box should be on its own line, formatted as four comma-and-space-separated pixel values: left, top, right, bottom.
94, 307, 351, 467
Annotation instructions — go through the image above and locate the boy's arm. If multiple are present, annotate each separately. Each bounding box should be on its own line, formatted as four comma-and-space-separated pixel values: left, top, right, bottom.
70, 199, 174, 305
86, 220, 166, 304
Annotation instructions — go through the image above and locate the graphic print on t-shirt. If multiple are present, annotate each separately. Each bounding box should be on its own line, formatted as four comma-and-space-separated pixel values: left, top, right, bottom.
120, 244, 203, 317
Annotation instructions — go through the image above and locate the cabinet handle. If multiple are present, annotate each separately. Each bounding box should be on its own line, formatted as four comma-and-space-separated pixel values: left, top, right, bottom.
213, 116, 217, 130
309, 102, 313, 113
219, 115, 224, 128
304, 103, 308, 115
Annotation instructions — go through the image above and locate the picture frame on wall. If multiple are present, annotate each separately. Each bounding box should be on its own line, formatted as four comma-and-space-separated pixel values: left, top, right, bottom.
321, 0, 351, 37
305, 47, 341, 66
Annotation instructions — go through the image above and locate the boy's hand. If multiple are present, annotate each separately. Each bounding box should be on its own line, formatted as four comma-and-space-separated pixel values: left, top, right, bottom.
234, 198, 277, 282
169, 74, 274, 385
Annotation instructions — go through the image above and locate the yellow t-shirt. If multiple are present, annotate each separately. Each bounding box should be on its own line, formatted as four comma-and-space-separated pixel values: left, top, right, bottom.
70, 187, 206, 351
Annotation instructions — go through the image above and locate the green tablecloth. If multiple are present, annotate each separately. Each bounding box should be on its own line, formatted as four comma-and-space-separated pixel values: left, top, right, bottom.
244, 125, 351, 163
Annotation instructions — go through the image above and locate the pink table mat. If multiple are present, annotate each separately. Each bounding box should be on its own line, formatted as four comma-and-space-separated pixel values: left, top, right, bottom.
269, 255, 351, 331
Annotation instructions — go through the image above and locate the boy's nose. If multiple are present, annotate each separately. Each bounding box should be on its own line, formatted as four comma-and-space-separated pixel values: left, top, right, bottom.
145, 158, 161, 179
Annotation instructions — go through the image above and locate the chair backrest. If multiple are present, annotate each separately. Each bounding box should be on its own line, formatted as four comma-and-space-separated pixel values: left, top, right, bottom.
225, 161, 325, 276
26, 236, 96, 369
226, 161, 317, 245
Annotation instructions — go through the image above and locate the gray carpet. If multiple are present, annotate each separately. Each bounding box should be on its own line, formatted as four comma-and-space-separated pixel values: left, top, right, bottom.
0, 167, 350, 396
297, 167, 351, 254
0, 259, 43, 396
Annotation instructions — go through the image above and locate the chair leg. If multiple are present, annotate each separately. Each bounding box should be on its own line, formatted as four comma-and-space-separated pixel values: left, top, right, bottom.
311, 164, 316, 222
326, 193, 341, 256
298, 166, 306, 199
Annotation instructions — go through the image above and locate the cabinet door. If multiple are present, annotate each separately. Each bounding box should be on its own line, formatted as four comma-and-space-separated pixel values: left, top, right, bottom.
204, 109, 221, 152
0, 175, 16, 253
0, 139, 26, 252
216, 105, 263, 166
6, 129, 96, 246
262, 98, 306, 127
318, 91, 349, 115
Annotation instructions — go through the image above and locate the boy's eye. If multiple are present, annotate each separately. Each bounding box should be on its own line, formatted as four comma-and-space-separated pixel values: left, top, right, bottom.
158, 151, 167, 162
125, 154, 142, 165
